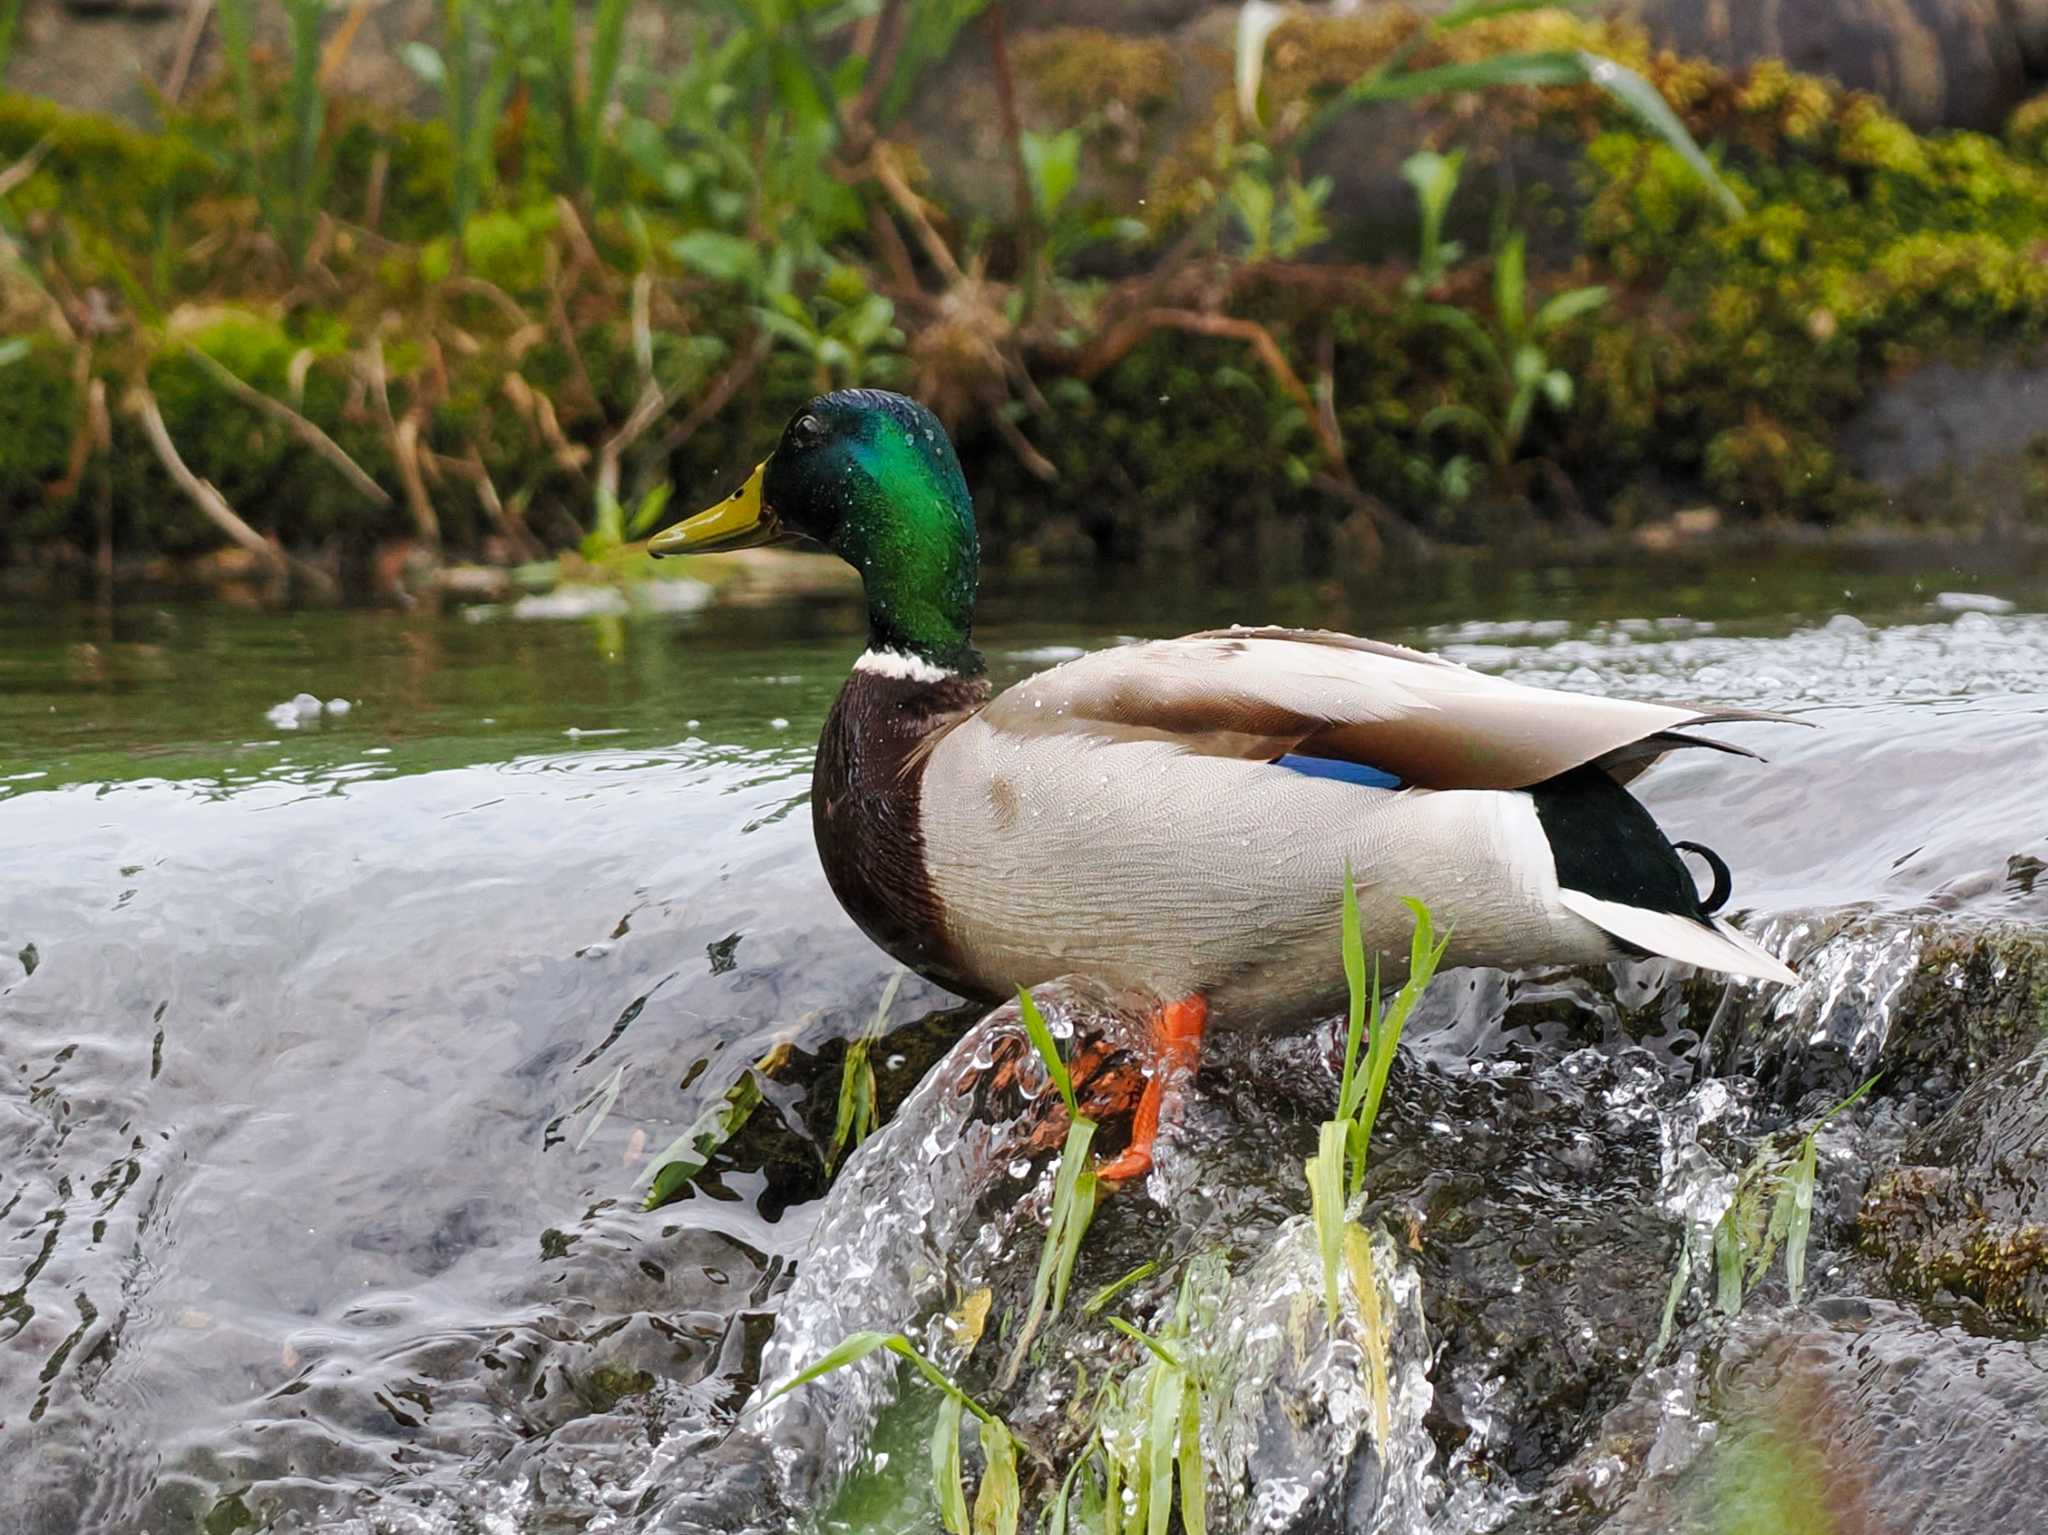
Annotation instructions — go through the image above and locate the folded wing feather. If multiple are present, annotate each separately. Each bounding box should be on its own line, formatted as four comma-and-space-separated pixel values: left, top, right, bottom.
978, 626, 1793, 791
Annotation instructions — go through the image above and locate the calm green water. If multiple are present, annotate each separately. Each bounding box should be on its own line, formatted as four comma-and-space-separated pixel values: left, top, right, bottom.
4, 541, 2048, 1533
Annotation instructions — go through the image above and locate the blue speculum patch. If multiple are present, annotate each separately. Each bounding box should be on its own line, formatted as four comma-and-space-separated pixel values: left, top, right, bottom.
1274, 753, 1404, 790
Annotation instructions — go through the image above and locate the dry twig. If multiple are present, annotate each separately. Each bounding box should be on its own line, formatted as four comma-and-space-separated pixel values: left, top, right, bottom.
185, 345, 393, 507
127, 381, 338, 596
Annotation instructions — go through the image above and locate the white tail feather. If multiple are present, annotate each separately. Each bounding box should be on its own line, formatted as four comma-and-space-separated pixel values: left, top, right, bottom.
1558, 890, 1799, 986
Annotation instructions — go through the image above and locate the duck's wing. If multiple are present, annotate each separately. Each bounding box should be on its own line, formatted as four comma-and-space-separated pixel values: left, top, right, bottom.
978, 625, 1796, 790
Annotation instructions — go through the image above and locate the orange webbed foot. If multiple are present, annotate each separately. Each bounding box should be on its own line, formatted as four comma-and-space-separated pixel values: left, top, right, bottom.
1093, 994, 1207, 1185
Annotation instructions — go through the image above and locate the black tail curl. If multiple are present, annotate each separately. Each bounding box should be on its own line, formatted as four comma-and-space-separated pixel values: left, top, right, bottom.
1672, 840, 1733, 914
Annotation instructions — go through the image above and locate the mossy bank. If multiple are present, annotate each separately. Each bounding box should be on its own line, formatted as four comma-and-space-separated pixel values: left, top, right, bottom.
12, 6, 2048, 597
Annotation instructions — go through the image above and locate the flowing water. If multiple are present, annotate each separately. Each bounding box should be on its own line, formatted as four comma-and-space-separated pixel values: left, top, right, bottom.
5, 541, 2048, 1534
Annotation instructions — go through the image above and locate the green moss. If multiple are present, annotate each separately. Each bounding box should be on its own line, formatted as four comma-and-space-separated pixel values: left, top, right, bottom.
0, 342, 78, 539
461, 204, 560, 294
1013, 29, 1178, 122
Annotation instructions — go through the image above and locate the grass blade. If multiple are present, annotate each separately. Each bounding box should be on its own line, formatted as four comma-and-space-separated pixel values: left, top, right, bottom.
1651, 1228, 1691, 1359
1346, 1222, 1392, 1443
1782, 1135, 1820, 1304
1308, 1120, 1348, 1326
933, 1392, 969, 1535
1001, 1115, 1098, 1388
1714, 1205, 1745, 1317
1572, 49, 1745, 220
1108, 1316, 1186, 1371
1338, 48, 1743, 221
1178, 1370, 1206, 1535
755, 1329, 898, 1408
1052, 1168, 1099, 1313
1339, 866, 1368, 1117
572, 1062, 626, 1152
1144, 1366, 1184, 1535
640, 1047, 782, 1209
972, 1419, 1021, 1535
1018, 987, 1077, 1117
1084, 1259, 1160, 1317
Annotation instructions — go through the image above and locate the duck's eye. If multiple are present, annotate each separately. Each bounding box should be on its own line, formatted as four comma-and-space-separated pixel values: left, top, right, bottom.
790, 413, 824, 451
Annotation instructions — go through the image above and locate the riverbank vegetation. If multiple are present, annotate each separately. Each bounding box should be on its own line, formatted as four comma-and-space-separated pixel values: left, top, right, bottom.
9, 1, 2048, 597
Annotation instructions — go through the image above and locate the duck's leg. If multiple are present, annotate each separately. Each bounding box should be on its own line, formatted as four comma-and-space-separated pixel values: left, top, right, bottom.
1094, 994, 1208, 1184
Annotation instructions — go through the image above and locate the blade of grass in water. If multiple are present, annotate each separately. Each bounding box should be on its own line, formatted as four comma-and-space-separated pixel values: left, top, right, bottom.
829, 967, 906, 1173
933, 1393, 969, 1535
1001, 1114, 1097, 1388
1017, 986, 1077, 1116
640, 1041, 789, 1208
762, 1330, 1020, 1535
972, 1420, 1021, 1535
1314, 895, 1445, 1322
1178, 1369, 1207, 1535
1307, 1119, 1349, 1329
1000, 989, 1098, 1388
1084, 1258, 1160, 1316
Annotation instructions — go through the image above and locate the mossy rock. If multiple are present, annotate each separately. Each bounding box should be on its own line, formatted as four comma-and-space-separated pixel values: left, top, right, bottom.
1861, 1035, 2048, 1325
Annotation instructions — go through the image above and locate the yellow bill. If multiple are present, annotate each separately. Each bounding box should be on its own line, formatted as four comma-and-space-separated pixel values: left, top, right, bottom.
647, 460, 778, 556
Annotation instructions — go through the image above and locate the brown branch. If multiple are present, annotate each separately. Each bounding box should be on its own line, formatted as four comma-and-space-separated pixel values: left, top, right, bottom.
0, 136, 54, 201
435, 445, 546, 561
987, 4, 1039, 310
317, 0, 375, 88
553, 195, 603, 276
991, 409, 1057, 482
630, 270, 655, 396
127, 381, 337, 596
547, 269, 600, 417
185, 345, 392, 507
867, 202, 922, 299
647, 333, 774, 464
163, 0, 215, 105
845, 0, 910, 149
443, 276, 534, 332
1080, 308, 1321, 428
391, 412, 441, 545
46, 345, 99, 503
502, 372, 591, 475
1078, 308, 1384, 509
868, 144, 963, 285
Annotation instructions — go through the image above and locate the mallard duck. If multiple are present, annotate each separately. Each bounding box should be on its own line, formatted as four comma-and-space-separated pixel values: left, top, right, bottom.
652, 388, 1798, 1179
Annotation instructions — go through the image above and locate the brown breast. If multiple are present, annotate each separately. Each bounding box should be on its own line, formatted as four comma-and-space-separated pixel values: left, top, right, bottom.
811, 666, 995, 1000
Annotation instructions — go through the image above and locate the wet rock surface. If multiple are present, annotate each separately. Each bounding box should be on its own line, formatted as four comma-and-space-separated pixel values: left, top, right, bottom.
1561, 1296, 2048, 1533
1861, 1034, 2048, 1325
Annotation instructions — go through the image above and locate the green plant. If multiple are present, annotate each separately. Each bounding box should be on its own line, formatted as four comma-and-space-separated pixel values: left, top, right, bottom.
755, 268, 906, 391
1020, 127, 1147, 275
1235, 0, 1744, 219
1225, 143, 1331, 263
1096, 1266, 1213, 1535
827, 968, 907, 1174
1307, 883, 1447, 1325
1709, 1076, 1877, 1319
762, 1330, 1022, 1535
1418, 231, 1608, 485
639, 1042, 792, 1209
403, 0, 515, 238
998, 987, 1100, 1390
1401, 148, 1465, 292
215, 0, 331, 265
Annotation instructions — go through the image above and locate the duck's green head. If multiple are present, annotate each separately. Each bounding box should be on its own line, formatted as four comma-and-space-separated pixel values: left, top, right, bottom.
651, 389, 981, 673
